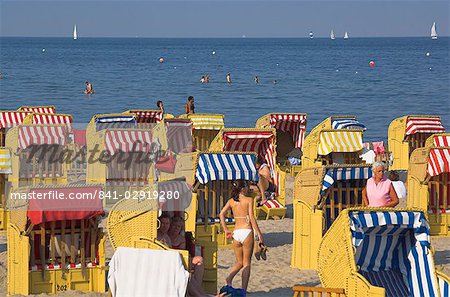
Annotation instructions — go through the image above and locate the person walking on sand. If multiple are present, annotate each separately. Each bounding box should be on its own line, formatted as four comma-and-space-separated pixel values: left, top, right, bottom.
185, 96, 195, 114
84, 81, 94, 94
219, 180, 265, 296
226, 72, 231, 84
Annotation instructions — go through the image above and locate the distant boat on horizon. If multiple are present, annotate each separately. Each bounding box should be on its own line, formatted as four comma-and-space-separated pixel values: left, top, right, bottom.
73, 25, 77, 40
309, 31, 314, 39
330, 30, 335, 40
431, 22, 437, 40
344, 32, 349, 39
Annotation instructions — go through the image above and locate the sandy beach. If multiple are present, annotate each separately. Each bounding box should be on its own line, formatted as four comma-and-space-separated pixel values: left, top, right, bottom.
1, 176, 449, 296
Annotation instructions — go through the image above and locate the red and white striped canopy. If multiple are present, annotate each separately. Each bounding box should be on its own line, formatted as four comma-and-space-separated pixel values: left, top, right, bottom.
433, 135, 450, 147
222, 130, 278, 194
18, 125, 68, 149
105, 130, 153, 155
427, 148, 450, 177
31, 114, 73, 131
166, 120, 193, 154
269, 114, 307, 149
131, 110, 163, 123
0, 111, 30, 129
405, 117, 445, 135
18, 106, 56, 114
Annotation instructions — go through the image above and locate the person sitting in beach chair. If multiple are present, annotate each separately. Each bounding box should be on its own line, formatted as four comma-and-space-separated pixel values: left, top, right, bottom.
362, 162, 399, 207
157, 213, 173, 247
252, 155, 276, 205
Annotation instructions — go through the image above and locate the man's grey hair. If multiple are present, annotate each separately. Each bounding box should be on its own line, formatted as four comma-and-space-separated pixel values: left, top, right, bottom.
372, 161, 385, 171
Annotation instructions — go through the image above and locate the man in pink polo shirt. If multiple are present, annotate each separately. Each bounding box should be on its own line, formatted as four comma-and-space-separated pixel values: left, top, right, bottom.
362, 162, 399, 207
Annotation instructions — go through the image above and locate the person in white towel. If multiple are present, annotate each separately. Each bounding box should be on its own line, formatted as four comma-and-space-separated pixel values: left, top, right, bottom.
219, 180, 264, 295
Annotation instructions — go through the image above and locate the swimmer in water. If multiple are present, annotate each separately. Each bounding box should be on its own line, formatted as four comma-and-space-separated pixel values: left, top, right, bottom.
84, 81, 94, 94
226, 72, 231, 84
254, 76, 259, 84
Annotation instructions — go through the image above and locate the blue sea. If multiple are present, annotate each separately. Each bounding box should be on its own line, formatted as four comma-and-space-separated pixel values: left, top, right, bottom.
0, 37, 449, 141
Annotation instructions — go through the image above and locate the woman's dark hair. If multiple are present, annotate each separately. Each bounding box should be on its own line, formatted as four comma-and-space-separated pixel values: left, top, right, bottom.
256, 155, 266, 166
231, 180, 248, 202
389, 170, 400, 181
156, 100, 163, 108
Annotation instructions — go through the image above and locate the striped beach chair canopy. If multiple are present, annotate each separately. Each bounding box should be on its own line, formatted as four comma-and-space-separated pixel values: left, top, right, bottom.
18, 105, 56, 114
158, 180, 192, 212
184, 113, 224, 130
0, 111, 30, 129
349, 210, 441, 297
95, 115, 137, 131
269, 113, 307, 149
221, 129, 278, 193
430, 134, 450, 147
195, 152, 258, 185
318, 130, 364, 155
26, 185, 104, 225
104, 130, 153, 155
165, 119, 193, 154
320, 166, 372, 196
331, 117, 366, 130
18, 125, 68, 149
405, 116, 445, 136
0, 147, 12, 174
427, 147, 450, 177
126, 110, 164, 123
28, 113, 73, 131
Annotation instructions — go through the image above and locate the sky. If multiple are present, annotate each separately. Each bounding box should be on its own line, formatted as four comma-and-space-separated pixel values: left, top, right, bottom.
0, 1, 449, 38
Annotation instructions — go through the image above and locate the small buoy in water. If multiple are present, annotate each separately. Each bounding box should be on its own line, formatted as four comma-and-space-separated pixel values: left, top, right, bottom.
159, 58, 164, 63
429, 67, 432, 70
276, 63, 279, 66
42, 48, 46, 52
369, 60, 375, 67
336, 69, 339, 72
426, 52, 430, 56
174, 66, 177, 69
355, 71, 358, 74
184, 56, 187, 59
212, 51, 216, 55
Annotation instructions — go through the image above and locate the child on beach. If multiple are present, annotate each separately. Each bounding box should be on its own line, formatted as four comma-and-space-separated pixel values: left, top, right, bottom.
185, 96, 195, 114
156, 100, 165, 114
219, 180, 265, 296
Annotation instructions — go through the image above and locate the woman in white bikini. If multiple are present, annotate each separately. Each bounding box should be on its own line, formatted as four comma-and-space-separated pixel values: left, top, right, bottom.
219, 180, 264, 295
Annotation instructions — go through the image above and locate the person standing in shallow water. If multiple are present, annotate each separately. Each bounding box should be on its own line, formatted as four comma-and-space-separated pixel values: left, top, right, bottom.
226, 72, 231, 84
185, 96, 195, 114
84, 81, 94, 94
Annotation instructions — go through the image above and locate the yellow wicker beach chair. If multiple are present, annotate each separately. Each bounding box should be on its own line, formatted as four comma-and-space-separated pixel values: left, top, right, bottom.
302, 116, 366, 169
255, 113, 307, 177
388, 115, 445, 171
0, 147, 12, 230
85, 113, 156, 205
179, 113, 225, 151
291, 164, 372, 270
408, 144, 450, 236
7, 185, 106, 295
151, 118, 195, 184
192, 152, 259, 248
208, 128, 287, 213
314, 207, 450, 297
5, 124, 70, 189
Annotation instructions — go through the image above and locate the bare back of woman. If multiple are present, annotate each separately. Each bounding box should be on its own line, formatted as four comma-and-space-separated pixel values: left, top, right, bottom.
219, 180, 264, 294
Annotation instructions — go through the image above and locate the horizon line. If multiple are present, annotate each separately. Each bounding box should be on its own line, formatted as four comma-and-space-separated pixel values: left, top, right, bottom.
1, 35, 449, 38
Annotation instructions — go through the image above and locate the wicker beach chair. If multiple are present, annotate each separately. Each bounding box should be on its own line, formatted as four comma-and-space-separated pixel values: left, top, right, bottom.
7, 185, 106, 295
388, 115, 445, 171
315, 208, 450, 297
179, 113, 225, 152
408, 143, 450, 236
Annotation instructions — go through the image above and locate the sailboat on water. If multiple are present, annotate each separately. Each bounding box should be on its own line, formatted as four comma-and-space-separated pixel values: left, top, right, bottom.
309, 31, 314, 39
330, 30, 336, 40
431, 22, 437, 40
73, 25, 78, 40
344, 32, 349, 40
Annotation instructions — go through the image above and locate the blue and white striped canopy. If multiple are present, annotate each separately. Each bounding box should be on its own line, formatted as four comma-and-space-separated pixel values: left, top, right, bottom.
332, 118, 366, 130
195, 153, 258, 184
95, 115, 137, 131
320, 167, 372, 195
349, 211, 439, 297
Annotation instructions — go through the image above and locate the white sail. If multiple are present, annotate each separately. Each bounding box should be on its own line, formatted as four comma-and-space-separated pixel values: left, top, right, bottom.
431, 22, 437, 40
73, 25, 77, 40
330, 30, 335, 40
309, 31, 314, 39
344, 32, 349, 39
